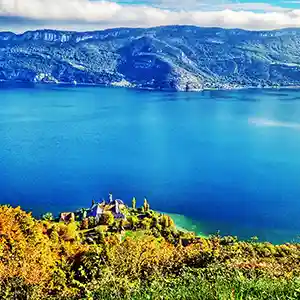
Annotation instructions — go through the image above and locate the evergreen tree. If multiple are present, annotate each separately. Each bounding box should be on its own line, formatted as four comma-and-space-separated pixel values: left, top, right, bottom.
109, 193, 113, 203
143, 197, 150, 212
160, 215, 174, 229
132, 197, 136, 209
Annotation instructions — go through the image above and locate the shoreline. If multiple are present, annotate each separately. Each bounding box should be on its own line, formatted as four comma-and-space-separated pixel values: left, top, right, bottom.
1, 80, 300, 93
158, 211, 208, 238
3, 202, 299, 244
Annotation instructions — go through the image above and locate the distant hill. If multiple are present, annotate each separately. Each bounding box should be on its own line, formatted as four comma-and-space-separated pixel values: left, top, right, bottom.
1, 26, 300, 91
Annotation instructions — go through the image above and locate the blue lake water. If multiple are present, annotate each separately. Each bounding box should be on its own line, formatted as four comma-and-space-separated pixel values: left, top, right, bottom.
1, 83, 300, 243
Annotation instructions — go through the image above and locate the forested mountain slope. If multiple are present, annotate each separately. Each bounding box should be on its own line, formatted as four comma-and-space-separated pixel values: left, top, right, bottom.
1, 26, 300, 91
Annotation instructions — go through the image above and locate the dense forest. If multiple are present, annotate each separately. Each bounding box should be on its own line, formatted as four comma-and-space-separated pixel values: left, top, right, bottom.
0, 203, 299, 300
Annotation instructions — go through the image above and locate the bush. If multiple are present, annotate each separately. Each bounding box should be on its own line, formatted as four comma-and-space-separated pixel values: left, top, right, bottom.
41, 212, 54, 221
88, 217, 96, 228
57, 221, 78, 241
99, 212, 114, 226
80, 218, 89, 230
140, 218, 152, 230
127, 215, 139, 229
1, 205, 300, 300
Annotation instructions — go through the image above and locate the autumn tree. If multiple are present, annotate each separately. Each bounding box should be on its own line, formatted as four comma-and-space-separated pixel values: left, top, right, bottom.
0, 206, 89, 298
57, 221, 79, 241
0, 206, 56, 286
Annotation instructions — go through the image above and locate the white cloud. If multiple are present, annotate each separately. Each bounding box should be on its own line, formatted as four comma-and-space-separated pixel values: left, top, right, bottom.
0, 0, 300, 32
217, 3, 290, 12
134, 0, 290, 12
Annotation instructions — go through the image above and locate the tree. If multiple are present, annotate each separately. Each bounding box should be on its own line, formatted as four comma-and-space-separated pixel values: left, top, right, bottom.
81, 218, 89, 230
0, 206, 89, 298
152, 227, 161, 238
109, 193, 113, 203
88, 217, 96, 228
119, 219, 126, 232
160, 215, 175, 229
250, 236, 259, 243
132, 197, 136, 209
151, 216, 160, 229
41, 212, 53, 221
127, 216, 139, 230
81, 208, 87, 220
0, 206, 56, 286
49, 229, 59, 244
57, 221, 78, 241
100, 212, 114, 226
143, 198, 150, 212
155, 223, 162, 232
141, 218, 152, 230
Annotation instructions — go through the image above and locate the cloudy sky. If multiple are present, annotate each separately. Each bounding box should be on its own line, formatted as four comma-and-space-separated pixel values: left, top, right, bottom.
0, 0, 300, 32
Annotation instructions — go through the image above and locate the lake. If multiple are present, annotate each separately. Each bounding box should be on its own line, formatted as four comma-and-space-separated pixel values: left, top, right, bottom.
1, 83, 300, 243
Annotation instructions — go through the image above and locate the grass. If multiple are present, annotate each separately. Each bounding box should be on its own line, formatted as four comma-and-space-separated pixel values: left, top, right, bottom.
87, 273, 300, 300
123, 230, 147, 240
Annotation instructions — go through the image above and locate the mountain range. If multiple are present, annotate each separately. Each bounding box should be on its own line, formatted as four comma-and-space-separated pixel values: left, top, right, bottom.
1, 26, 300, 91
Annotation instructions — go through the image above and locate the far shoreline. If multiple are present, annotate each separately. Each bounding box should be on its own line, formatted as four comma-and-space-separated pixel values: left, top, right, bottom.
1, 80, 300, 93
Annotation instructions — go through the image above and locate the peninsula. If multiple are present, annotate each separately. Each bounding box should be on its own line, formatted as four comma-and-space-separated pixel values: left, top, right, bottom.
0, 194, 299, 299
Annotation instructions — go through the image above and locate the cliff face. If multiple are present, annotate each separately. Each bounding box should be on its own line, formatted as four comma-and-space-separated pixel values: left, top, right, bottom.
1, 26, 300, 91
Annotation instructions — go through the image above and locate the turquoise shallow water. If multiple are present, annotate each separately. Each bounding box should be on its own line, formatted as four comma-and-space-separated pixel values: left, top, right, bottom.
1, 83, 300, 243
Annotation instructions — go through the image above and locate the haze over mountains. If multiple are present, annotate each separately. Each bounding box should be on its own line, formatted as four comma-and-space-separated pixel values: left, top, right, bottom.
1, 26, 300, 91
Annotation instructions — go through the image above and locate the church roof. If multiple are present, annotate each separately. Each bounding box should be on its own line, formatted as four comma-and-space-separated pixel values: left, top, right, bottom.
110, 199, 124, 205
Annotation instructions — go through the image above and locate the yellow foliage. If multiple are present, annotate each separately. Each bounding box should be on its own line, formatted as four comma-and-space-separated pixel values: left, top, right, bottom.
0, 206, 88, 296
1, 205, 300, 299
56, 221, 79, 242
104, 236, 179, 280
0, 206, 56, 285
100, 211, 115, 226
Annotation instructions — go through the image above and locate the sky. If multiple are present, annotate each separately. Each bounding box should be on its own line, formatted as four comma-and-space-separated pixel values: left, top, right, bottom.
0, 0, 300, 33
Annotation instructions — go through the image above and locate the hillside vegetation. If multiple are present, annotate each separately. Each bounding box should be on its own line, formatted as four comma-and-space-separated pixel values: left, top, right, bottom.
0, 204, 299, 299
1, 26, 300, 91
